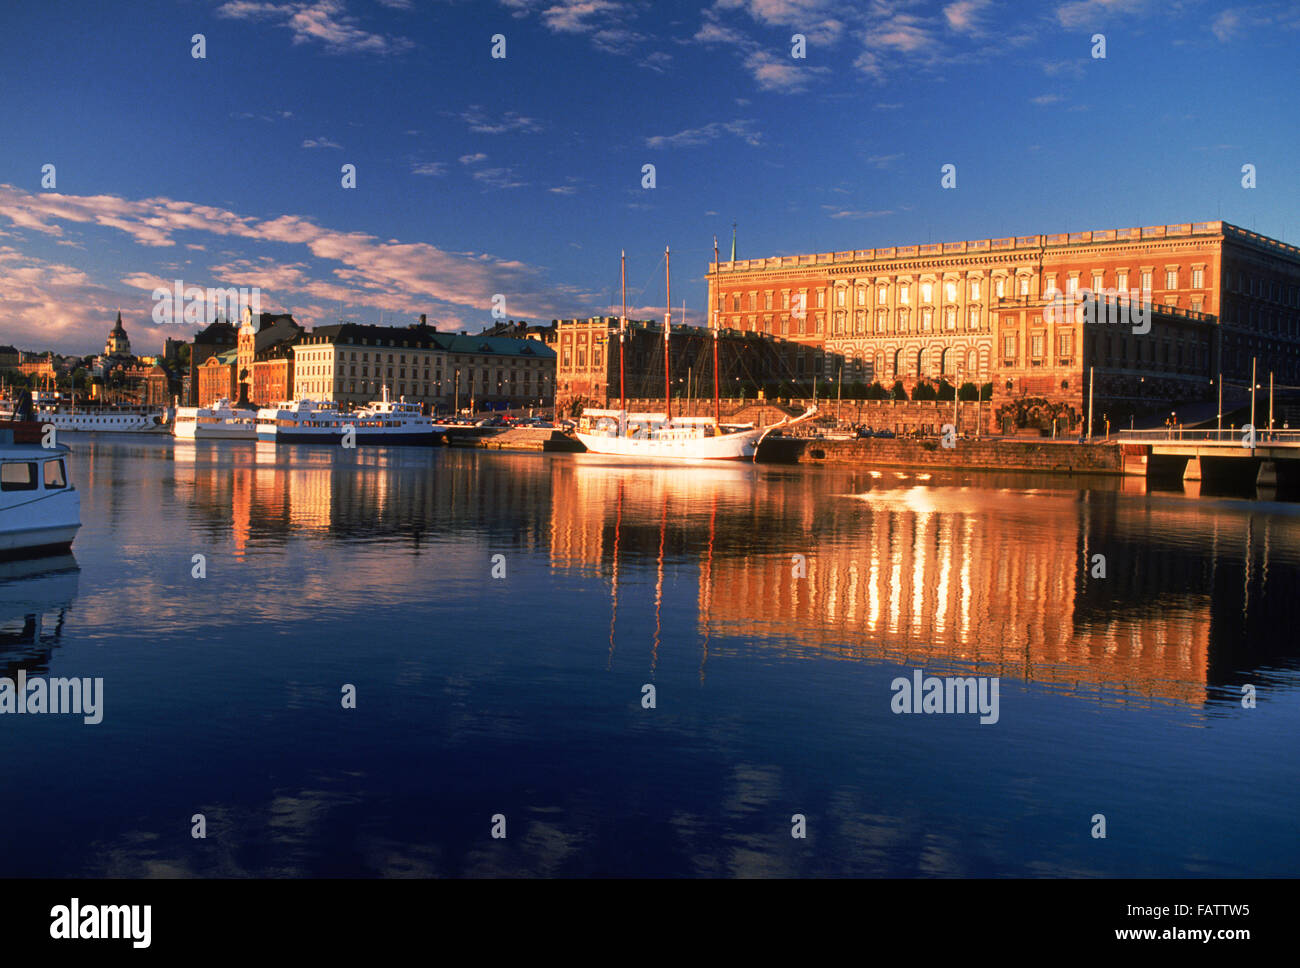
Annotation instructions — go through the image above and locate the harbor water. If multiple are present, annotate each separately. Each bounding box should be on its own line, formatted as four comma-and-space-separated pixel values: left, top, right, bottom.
1, 436, 1297, 876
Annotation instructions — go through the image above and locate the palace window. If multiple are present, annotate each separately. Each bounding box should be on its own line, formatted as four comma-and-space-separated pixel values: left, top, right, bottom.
944, 307, 957, 330
968, 307, 980, 330
856, 288, 866, 306
922, 307, 933, 331
899, 283, 910, 305
1091, 273, 1103, 292
816, 291, 826, 309
944, 281, 957, 302
995, 277, 1006, 299
765, 291, 773, 310
782, 291, 790, 310
1192, 268, 1204, 288
876, 310, 887, 333
921, 282, 933, 303
898, 308, 910, 332
1165, 270, 1178, 289
836, 288, 846, 307
877, 285, 888, 305
1141, 270, 1153, 291
1031, 334, 1044, 358
1018, 275, 1030, 296
970, 280, 981, 300
1117, 270, 1128, 291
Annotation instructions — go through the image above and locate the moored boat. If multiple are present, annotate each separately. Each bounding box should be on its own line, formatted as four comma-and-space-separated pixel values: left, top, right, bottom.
0, 424, 80, 559
256, 388, 444, 445
173, 398, 258, 440
572, 244, 814, 462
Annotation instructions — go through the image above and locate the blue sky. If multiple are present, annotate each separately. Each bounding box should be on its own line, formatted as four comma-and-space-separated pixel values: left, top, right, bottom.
0, 0, 1297, 354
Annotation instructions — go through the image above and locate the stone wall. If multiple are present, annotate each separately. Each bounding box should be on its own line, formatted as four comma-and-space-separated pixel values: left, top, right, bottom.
763, 436, 1124, 474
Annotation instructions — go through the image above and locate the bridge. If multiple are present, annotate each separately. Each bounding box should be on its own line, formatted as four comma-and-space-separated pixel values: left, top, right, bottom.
1113, 429, 1300, 485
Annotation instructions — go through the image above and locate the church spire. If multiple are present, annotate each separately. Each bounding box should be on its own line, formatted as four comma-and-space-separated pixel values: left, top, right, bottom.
730, 222, 737, 262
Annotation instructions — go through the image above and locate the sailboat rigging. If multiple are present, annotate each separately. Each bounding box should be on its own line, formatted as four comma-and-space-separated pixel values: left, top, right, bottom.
575, 243, 815, 461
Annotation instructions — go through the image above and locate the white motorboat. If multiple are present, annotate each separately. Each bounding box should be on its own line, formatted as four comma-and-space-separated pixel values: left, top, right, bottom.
173, 398, 258, 439
0, 426, 80, 559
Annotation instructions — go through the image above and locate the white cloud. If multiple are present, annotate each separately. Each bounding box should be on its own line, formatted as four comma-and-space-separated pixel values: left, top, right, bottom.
459, 106, 543, 134
459, 153, 488, 165
645, 119, 762, 149
471, 167, 528, 190
410, 162, 447, 176
302, 136, 342, 149
216, 0, 414, 55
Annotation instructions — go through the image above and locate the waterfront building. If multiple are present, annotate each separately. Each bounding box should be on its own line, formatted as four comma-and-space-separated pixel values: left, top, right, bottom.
554, 316, 812, 414
187, 320, 238, 405
236, 309, 302, 405
251, 340, 296, 408
291, 319, 556, 412
708, 221, 1300, 421
197, 348, 237, 406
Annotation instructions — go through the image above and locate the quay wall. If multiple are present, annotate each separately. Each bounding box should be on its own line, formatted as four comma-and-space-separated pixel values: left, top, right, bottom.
763, 437, 1126, 475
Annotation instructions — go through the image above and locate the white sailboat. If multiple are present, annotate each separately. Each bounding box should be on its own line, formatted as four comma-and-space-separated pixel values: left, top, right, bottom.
574, 243, 813, 461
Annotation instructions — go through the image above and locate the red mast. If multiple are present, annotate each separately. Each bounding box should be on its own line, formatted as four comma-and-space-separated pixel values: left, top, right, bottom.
619, 250, 627, 419
712, 236, 721, 428
664, 246, 671, 423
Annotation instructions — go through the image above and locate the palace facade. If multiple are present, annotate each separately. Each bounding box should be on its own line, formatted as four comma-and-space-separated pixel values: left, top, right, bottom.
707, 220, 1300, 420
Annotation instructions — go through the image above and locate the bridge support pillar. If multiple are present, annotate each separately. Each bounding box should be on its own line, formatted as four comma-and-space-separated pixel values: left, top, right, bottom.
1183, 457, 1202, 482
1257, 460, 1279, 487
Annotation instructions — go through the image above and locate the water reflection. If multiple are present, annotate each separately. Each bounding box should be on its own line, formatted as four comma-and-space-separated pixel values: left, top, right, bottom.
0, 555, 79, 679
157, 439, 1300, 707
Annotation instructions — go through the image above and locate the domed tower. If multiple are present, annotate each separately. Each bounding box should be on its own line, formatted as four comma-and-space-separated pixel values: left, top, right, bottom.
105, 311, 132, 357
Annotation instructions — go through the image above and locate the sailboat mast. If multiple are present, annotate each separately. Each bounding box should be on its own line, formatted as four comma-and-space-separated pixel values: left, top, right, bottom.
664, 246, 671, 423
619, 250, 627, 417
713, 235, 721, 427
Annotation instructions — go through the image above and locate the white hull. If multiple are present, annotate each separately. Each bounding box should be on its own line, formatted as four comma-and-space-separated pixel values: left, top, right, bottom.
576, 425, 765, 460
174, 423, 257, 440
0, 492, 80, 554
37, 411, 167, 433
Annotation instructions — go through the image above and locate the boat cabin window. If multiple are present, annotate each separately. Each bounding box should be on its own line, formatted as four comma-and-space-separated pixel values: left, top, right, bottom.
43, 459, 67, 489
0, 461, 38, 491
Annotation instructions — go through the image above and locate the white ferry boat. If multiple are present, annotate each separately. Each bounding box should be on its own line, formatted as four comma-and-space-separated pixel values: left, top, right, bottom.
256, 399, 350, 443
0, 424, 80, 558
173, 399, 258, 440
256, 389, 444, 445
26, 393, 169, 433
353, 388, 446, 445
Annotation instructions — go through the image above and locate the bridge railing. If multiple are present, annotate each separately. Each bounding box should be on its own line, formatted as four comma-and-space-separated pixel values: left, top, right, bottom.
1116, 429, 1300, 444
